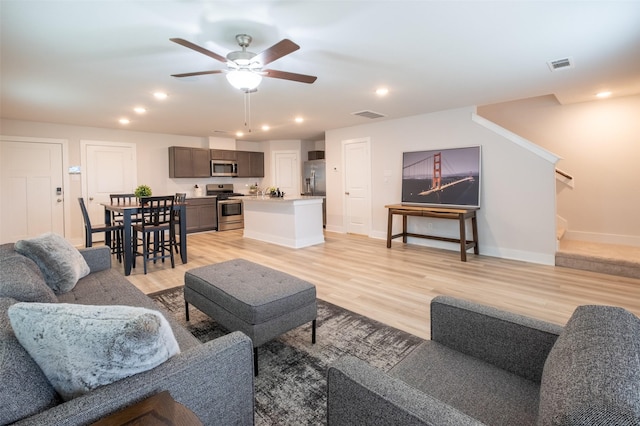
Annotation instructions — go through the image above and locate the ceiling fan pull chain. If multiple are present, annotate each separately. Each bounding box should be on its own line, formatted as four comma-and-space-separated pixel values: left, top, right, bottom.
243, 90, 252, 132
248, 91, 252, 132
243, 91, 247, 127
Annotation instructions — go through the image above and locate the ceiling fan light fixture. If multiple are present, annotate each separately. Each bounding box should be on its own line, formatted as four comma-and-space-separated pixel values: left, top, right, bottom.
226, 70, 262, 91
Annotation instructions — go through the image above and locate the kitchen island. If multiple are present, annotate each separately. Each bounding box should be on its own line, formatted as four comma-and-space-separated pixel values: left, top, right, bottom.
239, 196, 324, 248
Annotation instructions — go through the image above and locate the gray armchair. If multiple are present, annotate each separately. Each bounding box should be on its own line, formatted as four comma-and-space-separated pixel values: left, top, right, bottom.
327, 295, 640, 425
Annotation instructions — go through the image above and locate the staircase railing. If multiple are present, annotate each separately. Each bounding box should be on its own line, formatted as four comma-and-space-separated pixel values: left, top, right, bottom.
555, 168, 574, 188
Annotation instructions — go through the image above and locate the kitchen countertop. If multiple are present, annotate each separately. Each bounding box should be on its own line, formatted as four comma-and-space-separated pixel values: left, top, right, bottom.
242, 195, 325, 248
237, 195, 324, 202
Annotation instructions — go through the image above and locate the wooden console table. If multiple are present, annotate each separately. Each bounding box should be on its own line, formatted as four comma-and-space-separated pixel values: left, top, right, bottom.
385, 204, 479, 262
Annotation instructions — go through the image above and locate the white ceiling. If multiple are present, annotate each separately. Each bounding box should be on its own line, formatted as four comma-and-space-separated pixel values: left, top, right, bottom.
2, 1, 640, 142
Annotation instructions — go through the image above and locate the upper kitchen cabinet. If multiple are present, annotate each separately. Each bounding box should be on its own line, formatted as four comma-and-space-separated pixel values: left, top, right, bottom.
236, 151, 264, 178
169, 147, 211, 178
210, 149, 237, 161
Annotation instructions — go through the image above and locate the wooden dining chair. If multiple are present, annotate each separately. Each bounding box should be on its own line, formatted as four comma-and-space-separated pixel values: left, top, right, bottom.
78, 197, 124, 262
132, 195, 175, 274
173, 193, 187, 254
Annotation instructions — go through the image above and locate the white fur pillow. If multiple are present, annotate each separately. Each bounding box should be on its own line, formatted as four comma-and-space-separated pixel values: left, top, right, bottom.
8, 302, 180, 400
14, 233, 90, 294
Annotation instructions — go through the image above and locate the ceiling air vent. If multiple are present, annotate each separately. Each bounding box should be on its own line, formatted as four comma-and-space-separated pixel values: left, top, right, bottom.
547, 57, 574, 72
352, 110, 386, 119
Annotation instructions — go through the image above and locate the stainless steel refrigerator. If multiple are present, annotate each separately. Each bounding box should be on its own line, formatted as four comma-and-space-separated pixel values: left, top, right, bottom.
302, 160, 326, 226
302, 160, 326, 196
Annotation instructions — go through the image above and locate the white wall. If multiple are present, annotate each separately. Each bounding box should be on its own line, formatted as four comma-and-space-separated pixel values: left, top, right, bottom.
325, 106, 559, 264
2, 107, 562, 264
260, 139, 302, 190
0, 118, 263, 242
478, 94, 640, 247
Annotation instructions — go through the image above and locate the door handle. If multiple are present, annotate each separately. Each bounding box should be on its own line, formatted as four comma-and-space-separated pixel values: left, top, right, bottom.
57, 198, 63, 203
89, 197, 94, 201
345, 192, 350, 195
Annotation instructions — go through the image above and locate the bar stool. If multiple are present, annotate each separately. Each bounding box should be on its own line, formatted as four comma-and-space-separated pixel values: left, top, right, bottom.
173, 193, 187, 254
109, 193, 140, 223
78, 197, 124, 262
132, 195, 175, 274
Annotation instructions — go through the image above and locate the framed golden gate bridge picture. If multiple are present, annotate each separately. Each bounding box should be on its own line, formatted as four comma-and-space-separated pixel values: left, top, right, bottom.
402, 146, 481, 208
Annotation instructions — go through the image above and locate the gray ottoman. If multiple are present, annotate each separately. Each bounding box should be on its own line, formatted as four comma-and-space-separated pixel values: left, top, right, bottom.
184, 259, 317, 374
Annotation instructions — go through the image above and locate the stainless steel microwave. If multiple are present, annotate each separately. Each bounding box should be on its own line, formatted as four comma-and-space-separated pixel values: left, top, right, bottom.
211, 160, 238, 177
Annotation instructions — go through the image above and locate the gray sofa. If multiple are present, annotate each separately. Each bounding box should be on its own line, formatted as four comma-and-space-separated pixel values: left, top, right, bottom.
328, 295, 640, 425
0, 243, 255, 425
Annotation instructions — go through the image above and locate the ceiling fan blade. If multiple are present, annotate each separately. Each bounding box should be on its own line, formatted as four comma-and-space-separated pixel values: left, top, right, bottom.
263, 69, 317, 84
170, 38, 227, 63
254, 39, 299, 66
171, 70, 224, 78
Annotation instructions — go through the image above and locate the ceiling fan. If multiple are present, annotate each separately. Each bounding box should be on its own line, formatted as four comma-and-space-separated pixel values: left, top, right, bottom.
170, 34, 317, 91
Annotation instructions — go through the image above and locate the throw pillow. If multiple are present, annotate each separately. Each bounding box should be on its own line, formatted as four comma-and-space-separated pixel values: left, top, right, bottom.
8, 302, 180, 401
14, 232, 90, 294
0, 252, 57, 303
0, 298, 61, 424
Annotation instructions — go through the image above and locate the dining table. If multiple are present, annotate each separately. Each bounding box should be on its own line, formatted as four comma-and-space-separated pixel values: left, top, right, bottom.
102, 201, 187, 276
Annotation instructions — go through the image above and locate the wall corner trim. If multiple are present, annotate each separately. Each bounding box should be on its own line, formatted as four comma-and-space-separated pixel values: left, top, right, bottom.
471, 113, 562, 164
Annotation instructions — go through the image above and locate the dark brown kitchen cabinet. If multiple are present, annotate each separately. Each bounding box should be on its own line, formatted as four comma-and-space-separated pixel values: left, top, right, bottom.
185, 197, 217, 233
210, 149, 237, 161
308, 150, 325, 160
236, 151, 264, 177
169, 147, 211, 178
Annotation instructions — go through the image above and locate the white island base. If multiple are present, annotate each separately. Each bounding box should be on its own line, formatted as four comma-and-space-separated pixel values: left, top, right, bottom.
241, 196, 325, 248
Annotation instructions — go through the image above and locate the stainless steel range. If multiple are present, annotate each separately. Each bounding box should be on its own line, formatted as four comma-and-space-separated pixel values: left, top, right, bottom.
206, 184, 244, 231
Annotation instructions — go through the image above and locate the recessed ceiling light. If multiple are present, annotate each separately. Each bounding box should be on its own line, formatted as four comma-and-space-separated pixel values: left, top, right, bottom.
294, 117, 304, 123
236, 131, 244, 137
261, 125, 270, 131
153, 92, 168, 100
375, 87, 389, 96
119, 118, 130, 125
133, 107, 147, 114
596, 91, 612, 98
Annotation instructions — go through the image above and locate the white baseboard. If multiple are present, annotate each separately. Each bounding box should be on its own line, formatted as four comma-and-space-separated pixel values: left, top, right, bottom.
480, 246, 555, 266
70, 237, 85, 248
325, 224, 345, 233
243, 229, 325, 249
368, 232, 555, 265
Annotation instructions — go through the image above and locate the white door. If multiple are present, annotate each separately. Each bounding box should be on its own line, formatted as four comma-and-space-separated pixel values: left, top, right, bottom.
272, 150, 300, 196
343, 138, 371, 235
82, 141, 136, 235
0, 138, 65, 243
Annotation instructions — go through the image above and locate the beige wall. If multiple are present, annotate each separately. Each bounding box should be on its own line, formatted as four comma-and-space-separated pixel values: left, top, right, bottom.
6, 94, 621, 261
478, 94, 640, 247
0, 119, 262, 244
325, 106, 559, 264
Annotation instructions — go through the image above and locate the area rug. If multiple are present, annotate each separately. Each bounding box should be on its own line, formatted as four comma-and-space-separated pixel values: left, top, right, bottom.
151, 286, 424, 426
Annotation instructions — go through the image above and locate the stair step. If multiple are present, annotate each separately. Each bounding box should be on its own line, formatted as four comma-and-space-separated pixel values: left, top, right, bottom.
555, 251, 640, 280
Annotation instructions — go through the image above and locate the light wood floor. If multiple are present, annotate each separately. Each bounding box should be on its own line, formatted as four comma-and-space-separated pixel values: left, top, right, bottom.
123, 230, 640, 340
